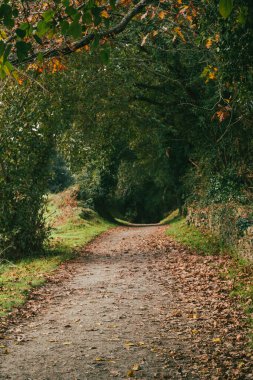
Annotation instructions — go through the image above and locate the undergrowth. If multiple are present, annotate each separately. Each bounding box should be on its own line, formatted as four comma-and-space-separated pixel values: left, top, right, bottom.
0, 188, 113, 317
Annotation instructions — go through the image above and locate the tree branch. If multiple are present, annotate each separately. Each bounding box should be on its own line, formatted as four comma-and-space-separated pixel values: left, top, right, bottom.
10, 0, 151, 66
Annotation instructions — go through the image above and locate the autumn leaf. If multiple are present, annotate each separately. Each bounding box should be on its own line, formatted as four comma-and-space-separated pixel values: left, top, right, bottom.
206, 38, 212, 49
158, 11, 166, 20
173, 27, 186, 42
100, 10, 110, 19
132, 364, 141, 371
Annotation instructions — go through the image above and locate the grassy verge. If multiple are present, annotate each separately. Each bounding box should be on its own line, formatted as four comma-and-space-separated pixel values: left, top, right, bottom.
166, 214, 224, 255
0, 188, 113, 318
166, 212, 253, 346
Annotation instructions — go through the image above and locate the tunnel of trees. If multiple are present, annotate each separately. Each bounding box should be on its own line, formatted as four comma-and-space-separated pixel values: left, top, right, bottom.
0, 0, 252, 256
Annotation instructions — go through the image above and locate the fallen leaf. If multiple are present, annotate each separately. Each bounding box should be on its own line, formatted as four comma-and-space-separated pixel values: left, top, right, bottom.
132, 363, 141, 371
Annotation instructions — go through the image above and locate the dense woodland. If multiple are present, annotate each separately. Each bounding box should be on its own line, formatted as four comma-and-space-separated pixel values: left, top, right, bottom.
0, 0, 252, 258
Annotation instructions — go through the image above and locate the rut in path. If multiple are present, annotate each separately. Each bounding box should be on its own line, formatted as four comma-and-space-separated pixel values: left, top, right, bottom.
0, 226, 251, 380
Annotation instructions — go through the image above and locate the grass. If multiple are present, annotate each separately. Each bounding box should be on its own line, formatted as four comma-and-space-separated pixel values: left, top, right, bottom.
166, 213, 223, 255
0, 188, 113, 318
159, 209, 181, 225
165, 210, 253, 346
114, 218, 134, 226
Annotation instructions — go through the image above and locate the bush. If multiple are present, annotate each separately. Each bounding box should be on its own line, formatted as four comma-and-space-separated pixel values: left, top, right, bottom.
0, 83, 58, 259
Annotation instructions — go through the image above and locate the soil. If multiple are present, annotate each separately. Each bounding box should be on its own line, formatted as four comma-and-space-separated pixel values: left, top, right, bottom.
0, 226, 252, 379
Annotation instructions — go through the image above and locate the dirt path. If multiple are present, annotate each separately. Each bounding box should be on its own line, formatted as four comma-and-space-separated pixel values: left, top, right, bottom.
0, 227, 252, 379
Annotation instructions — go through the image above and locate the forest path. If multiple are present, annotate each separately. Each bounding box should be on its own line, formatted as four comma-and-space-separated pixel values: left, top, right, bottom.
0, 226, 251, 379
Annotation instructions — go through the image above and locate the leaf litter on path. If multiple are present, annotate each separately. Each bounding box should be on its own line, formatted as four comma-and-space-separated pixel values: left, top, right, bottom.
0, 226, 252, 379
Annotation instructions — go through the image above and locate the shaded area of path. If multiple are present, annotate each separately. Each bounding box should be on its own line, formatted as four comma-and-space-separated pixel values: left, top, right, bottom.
0, 227, 252, 379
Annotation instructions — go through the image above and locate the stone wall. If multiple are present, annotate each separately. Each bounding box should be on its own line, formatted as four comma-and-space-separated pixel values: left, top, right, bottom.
186, 203, 253, 261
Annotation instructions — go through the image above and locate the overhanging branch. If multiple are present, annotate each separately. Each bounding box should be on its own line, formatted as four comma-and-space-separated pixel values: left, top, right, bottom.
10, 0, 152, 66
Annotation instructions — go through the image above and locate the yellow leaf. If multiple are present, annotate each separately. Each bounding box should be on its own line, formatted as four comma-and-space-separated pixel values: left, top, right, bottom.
215, 33, 220, 43
208, 72, 216, 80
212, 337, 221, 343
158, 11, 166, 20
132, 364, 141, 371
186, 15, 193, 23
206, 38, 212, 49
124, 341, 135, 349
173, 27, 186, 42
101, 9, 110, 18
0, 30, 7, 39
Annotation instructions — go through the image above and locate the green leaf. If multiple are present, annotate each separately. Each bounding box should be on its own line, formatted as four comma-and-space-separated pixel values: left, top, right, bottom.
68, 21, 82, 39
16, 41, 32, 61
16, 28, 26, 39
20, 22, 30, 30
37, 20, 50, 37
0, 66, 6, 79
0, 4, 14, 29
110, 0, 117, 10
0, 4, 12, 19
0, 41, 5, 57
82, 11, 92, 24
37, 52, 44, 62
12, 8, 19, 18
91, 7, 102, 26
60, 20, 69, 35
65, 6, 77, 17
3, 44, 11, 62
219, 0, 233, 19
3, 61, 13, 75
237, 6, 248, 25
42, 10, 55, 22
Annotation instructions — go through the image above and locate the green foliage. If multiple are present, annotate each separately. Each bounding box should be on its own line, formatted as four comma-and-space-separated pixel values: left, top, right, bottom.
48, 154, 74, 193
205, 172, 248, 204
47, 189, 113, 249
0, 0, 252, 255
0, 190, 112, 316
0, 82, 61, 259
236, 215, 253, 237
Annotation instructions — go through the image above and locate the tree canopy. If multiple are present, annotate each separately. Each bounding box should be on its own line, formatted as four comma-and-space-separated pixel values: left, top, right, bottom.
0, 0, 252, 255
